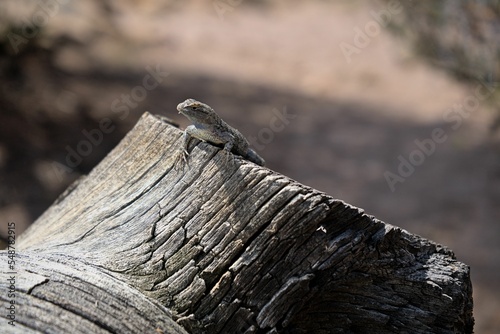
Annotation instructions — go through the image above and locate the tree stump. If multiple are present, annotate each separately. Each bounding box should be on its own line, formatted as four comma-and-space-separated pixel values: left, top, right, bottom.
1, 112, 473, 333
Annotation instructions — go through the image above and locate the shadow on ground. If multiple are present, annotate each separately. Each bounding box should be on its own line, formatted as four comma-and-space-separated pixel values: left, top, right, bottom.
1, 48, 499, 332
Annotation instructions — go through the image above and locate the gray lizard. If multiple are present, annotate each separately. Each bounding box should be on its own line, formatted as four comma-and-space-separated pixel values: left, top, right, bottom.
176, 98, 265, 166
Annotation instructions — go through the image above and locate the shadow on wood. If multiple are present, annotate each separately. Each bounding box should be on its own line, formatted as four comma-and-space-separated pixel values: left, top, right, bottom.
1, 113, 473, 333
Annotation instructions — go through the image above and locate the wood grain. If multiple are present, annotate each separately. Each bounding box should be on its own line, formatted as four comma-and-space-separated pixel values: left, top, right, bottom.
0, 112, 473, 333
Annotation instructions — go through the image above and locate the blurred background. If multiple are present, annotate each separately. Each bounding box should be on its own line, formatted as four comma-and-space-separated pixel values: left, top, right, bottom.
0, 0, 499, 332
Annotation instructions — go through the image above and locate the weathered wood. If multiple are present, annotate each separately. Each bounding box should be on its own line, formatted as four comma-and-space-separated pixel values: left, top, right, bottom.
1, 112, 473, 333
0, 252, 187, 334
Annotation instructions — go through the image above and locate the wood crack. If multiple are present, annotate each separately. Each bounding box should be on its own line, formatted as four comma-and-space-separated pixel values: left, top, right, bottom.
13, 113, 473, 334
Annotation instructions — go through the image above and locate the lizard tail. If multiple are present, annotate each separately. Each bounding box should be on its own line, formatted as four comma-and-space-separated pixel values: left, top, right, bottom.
246, 148, 266, 166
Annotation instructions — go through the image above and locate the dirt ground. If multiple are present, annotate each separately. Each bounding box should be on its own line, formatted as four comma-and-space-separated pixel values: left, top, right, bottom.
1, 0, 499, 332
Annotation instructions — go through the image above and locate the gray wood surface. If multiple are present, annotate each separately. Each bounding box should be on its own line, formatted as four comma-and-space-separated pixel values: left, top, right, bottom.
1, 112, 473, 333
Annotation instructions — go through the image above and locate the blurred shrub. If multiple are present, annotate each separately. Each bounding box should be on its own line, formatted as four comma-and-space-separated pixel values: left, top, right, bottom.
384, 0, 500, 131
387, 1, 499, 80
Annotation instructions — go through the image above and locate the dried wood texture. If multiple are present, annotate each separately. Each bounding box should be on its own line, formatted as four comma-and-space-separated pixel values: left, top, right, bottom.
4, 113, 473, 333
0, 252, 187, 334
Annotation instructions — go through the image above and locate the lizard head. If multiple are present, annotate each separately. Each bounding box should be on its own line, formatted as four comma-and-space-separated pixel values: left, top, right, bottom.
177, 98, 217, 123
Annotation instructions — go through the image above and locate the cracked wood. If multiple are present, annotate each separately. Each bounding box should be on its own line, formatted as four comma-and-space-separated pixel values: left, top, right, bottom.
1, 112, 473, 333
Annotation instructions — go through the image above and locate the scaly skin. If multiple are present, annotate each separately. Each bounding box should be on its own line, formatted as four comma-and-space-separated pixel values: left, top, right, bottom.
176, 98, 265, 166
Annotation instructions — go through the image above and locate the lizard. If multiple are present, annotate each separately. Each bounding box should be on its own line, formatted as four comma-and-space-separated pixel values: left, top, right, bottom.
176, 98, 265, 166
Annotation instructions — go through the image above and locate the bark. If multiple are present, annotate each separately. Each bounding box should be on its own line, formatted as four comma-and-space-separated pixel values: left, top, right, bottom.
1, 113, 473, 333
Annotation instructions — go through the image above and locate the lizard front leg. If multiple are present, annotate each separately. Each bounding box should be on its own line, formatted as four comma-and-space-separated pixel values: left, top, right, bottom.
181, 131, 192, 162
223, 140, 234, 153
220, 133, 238, 165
